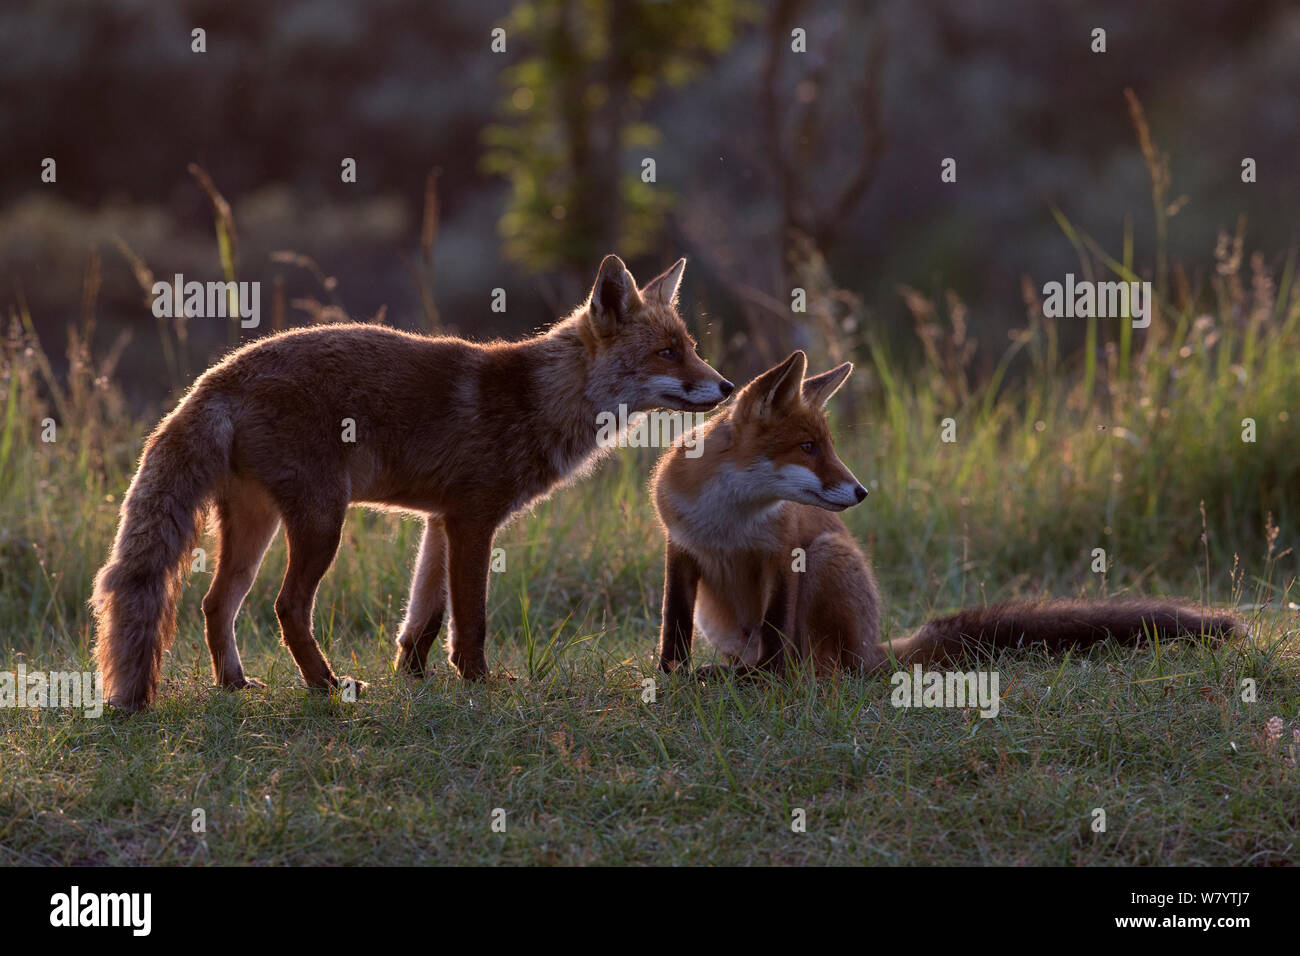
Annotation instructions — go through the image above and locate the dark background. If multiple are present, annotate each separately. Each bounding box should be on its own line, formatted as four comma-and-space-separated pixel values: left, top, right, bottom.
1, 0, 1296, 403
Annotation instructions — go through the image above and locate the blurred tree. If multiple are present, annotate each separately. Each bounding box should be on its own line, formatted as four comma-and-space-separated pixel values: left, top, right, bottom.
761, 0, 885, 274
482, 0, 744, 282
672, 0, 887, 379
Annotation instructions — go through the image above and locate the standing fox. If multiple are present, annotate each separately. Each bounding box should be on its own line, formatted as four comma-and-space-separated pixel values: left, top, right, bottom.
92, 254, 732, 710
652, 351, 1241, 676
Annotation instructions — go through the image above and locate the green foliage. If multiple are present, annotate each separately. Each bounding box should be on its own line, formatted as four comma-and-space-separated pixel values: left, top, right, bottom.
482, 0, 744, 272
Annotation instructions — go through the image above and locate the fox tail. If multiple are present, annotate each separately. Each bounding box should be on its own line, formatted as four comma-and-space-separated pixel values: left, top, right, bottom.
91, 396, 233, 710
882, 598, 1242, 667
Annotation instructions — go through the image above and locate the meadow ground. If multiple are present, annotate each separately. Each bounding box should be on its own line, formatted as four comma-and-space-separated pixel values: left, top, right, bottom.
2, 222, 1299, 865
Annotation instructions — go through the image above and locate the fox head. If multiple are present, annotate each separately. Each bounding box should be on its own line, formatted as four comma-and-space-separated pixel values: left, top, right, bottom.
719, 351, 867, 511
581, 254, 733, 413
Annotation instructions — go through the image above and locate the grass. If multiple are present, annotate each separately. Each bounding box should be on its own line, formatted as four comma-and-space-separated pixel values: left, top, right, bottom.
2, 125, 1299, 865
2, 313, 1297, 863
0, 609, 1296, 864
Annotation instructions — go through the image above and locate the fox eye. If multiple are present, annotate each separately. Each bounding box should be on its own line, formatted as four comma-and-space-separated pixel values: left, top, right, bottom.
800, 441, 816, 454
657, 348, 678, 360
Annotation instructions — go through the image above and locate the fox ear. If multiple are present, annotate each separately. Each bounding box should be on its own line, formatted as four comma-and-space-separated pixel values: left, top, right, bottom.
641, 258, 686, 306
588, 255, 641, 335
802, 362, 853, 408
737, 351, 807, 419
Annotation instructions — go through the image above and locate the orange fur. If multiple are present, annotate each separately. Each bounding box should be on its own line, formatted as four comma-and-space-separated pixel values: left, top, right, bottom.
652, 351, 1242, 678
92, 254, 732, 709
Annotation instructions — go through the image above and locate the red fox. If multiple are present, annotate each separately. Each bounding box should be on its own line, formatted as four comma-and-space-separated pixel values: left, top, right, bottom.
651, 351, 1241, 677
92, 254, 733, 710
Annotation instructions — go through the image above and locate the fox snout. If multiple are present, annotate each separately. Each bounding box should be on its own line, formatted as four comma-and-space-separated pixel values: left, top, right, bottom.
772, 460, 868, 512
799, 447, 869, 511
817, 478, 869, 510
686, 353, 734, 406
683, 374, 734, 407
803, 461, 868, 511
654, 362, 734, 412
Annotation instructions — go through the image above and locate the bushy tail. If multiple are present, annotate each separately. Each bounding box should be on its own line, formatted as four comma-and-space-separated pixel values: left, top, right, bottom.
883, 598, 1242, 667
91, 398, 233, 710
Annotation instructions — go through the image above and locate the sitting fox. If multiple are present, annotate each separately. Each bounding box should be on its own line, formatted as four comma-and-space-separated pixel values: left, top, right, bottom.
651, 351, 1241, 676
92, 254, 733, 710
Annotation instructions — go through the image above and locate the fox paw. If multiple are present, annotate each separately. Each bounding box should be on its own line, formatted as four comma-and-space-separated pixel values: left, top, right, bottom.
220, 675, 266, 690
335, 676, 368, 701
106, 696, 147, 714
691, 664, 731, 683
451, 654, 489, 681
394, 645, 431, 678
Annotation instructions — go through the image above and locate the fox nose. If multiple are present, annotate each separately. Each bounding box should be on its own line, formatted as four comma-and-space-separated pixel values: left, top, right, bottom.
853, 484, 868, 503
719, 380, 735, 397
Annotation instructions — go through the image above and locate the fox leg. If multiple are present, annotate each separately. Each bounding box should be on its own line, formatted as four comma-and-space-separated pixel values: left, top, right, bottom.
757, 574, 794, 674
658, 542, 700, 673
394, 515, 449, 677
202, 478, 280, 689
275, 507, 349, 691
444, 517, 495, 680
800, 532, 885, 674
